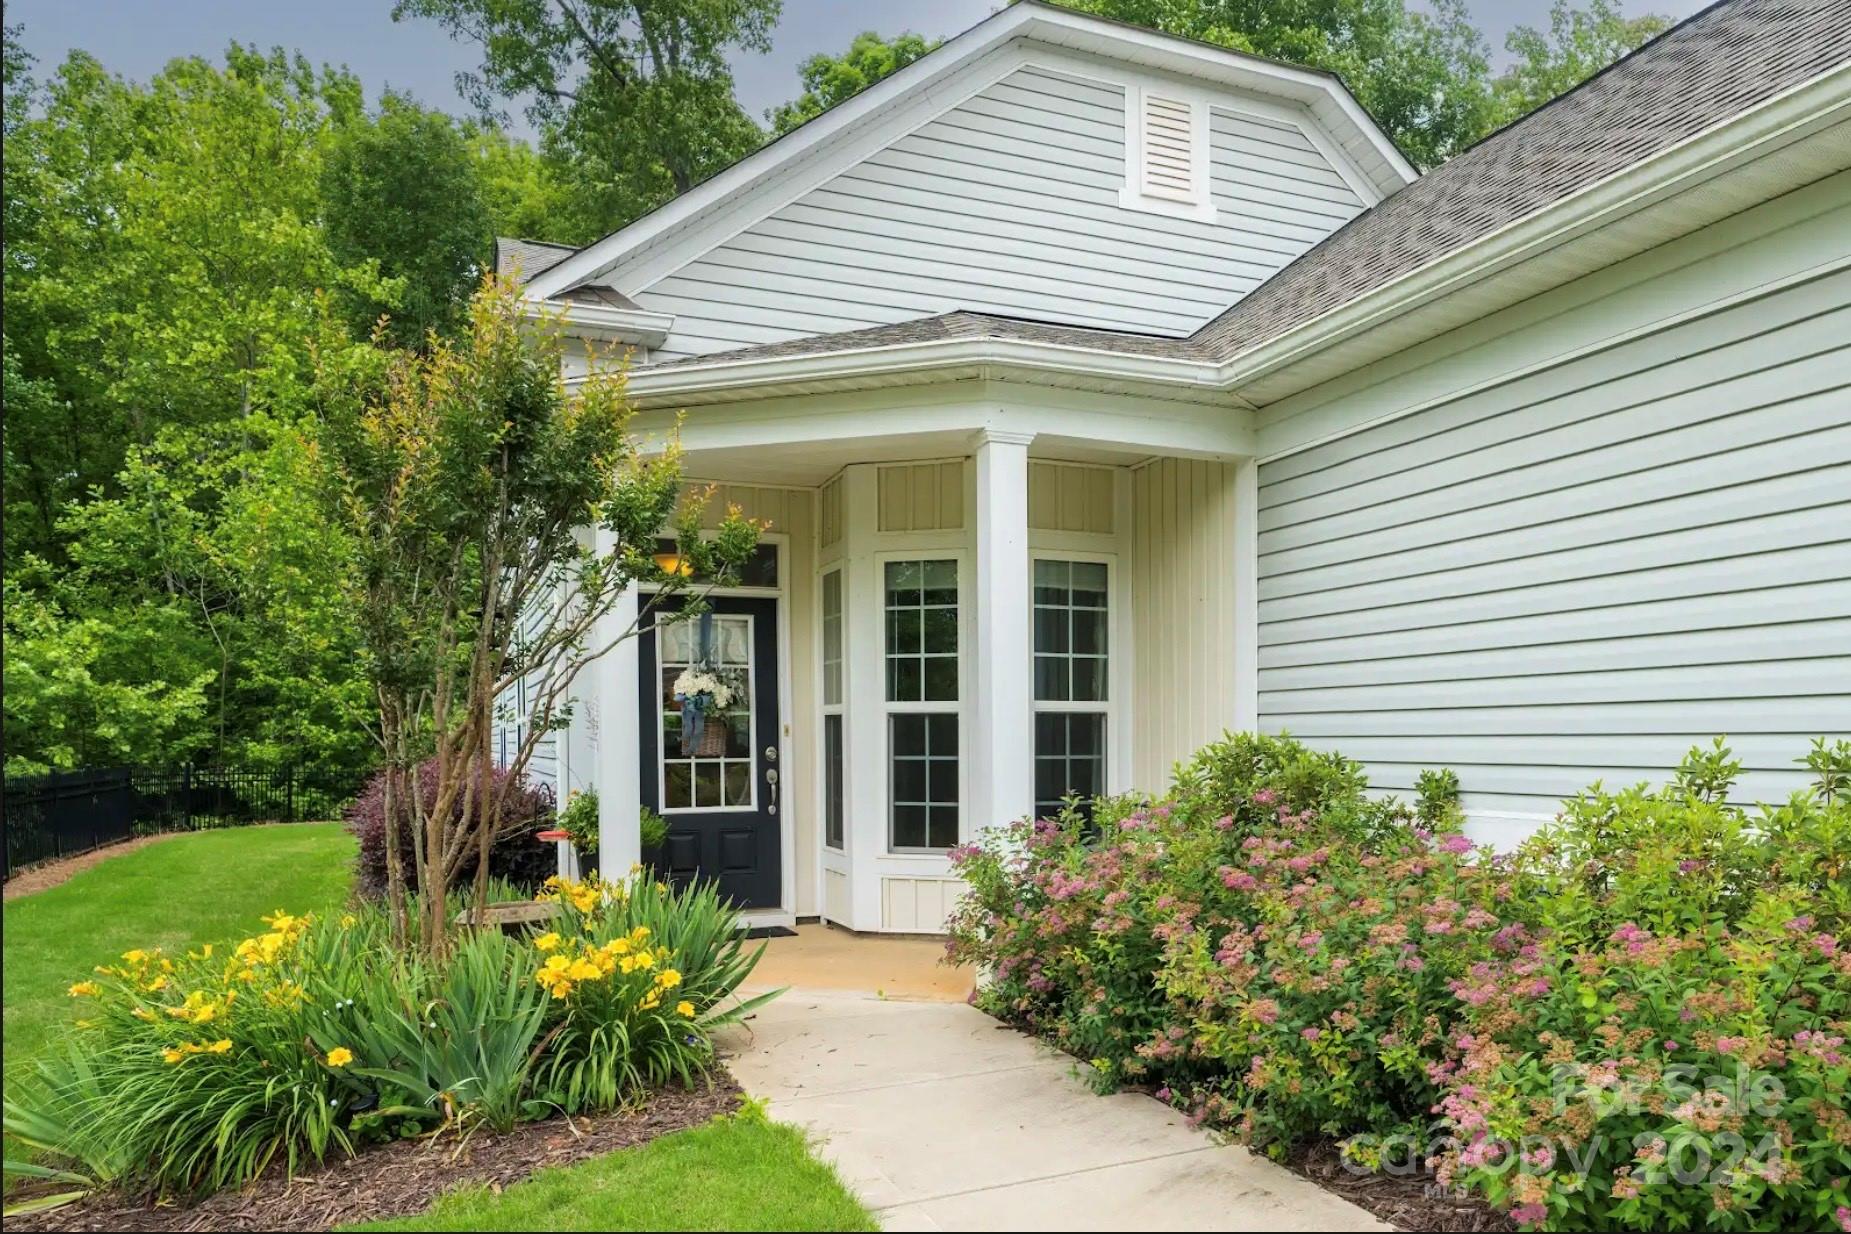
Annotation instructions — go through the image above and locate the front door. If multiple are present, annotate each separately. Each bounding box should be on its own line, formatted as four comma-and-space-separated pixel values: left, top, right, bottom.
638, 595, 781, 909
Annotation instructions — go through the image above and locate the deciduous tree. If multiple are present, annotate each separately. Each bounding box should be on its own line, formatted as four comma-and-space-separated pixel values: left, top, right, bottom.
313, 277, 756, 946
768, 31, 939, 135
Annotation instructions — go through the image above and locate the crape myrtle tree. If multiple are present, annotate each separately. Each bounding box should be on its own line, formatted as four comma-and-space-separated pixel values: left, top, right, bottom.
312, 275, 757, 949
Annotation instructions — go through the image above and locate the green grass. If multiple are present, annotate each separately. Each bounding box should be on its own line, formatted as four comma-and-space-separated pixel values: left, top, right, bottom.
3, 823, 355, 1078
346, 1110, 877, 1233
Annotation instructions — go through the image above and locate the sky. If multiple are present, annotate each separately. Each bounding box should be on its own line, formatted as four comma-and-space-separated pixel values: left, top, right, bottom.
11, 0, 1711, 137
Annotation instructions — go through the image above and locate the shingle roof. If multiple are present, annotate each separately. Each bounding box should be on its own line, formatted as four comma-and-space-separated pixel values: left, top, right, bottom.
494, 237, 578, 282
1190, 0, 1851, 359
556, 283, 645, 311
640, 0, 1850, 376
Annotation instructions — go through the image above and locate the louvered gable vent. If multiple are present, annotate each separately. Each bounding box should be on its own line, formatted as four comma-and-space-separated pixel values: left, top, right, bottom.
1140, 93, 1195, 199
1119, 85, 1214, 221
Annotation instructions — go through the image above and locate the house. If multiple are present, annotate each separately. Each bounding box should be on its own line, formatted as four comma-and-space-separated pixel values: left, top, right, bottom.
502, 0, 1851, 932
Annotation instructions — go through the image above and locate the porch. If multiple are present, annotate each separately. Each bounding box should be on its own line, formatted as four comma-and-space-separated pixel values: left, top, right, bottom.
562, 382, 1260, 932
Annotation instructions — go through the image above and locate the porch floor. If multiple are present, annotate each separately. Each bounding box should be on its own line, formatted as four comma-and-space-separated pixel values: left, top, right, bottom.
717, 989, 1384, 1232
741, 922, 974, 1003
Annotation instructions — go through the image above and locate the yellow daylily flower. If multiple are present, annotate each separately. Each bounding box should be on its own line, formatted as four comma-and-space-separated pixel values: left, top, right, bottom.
67, 981, 100, 998
534, 932, 563, 953
656, 968, 682, 990
162, 1047, 185, 1065
205, 1039, 232, 1055
676, 1000, 696, 1018
326, 1047, 354, 1067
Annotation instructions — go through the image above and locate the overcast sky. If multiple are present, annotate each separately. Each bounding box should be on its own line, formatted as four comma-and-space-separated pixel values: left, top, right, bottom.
11, 0, 1709, 135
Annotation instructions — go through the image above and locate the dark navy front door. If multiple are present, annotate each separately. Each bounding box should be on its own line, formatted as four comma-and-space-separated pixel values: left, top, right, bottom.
638, 595, 781, 909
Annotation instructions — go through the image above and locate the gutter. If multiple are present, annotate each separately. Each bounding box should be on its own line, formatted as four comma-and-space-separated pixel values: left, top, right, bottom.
612, 335, 1229, 402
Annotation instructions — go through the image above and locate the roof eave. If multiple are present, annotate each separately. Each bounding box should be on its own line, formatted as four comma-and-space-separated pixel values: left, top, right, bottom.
523, 297, 675, 349
602, 336, 1234, 408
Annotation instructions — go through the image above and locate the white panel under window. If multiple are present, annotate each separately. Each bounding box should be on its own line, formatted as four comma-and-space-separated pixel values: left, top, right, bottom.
1118, 85, 1215, 222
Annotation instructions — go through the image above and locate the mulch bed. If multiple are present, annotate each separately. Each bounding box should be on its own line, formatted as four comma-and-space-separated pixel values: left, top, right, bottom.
1281, 1139, 1514, 1233
9, 1077, 743, 1233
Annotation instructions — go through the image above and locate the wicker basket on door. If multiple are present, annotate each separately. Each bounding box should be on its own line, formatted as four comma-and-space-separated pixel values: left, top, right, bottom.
682, 717, 728, 758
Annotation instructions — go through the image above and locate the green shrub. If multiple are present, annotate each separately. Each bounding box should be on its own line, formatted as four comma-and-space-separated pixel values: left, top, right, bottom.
4, 871, 773, 1203
559, 788, 600, 854
947, 733, 1851, 1232
1432, 746, 1850, 1232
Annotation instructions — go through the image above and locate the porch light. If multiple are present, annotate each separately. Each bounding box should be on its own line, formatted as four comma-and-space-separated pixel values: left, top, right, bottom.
652, 549, 695, 576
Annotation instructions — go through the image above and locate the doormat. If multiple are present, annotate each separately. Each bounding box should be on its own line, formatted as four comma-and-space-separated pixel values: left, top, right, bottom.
741, 925, 798, 939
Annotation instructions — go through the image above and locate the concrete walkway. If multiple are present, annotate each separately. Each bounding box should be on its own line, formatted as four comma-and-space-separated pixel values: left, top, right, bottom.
720, 986, 1386, 1232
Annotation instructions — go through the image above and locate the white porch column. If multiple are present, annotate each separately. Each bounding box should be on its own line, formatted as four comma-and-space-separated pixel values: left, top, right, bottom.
1232, 456, 1260, 734
597, 568, 643, 875
970, 430, 1036, 835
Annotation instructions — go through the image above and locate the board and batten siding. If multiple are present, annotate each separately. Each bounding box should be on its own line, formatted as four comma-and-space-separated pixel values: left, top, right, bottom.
635, 63, 1365, 359
1254, 176, 1851, 838
1130, 458, 1242, 792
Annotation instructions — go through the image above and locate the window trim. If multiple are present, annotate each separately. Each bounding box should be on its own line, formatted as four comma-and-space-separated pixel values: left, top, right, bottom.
1030, 552, 1117, 818
876, 550, 969, 855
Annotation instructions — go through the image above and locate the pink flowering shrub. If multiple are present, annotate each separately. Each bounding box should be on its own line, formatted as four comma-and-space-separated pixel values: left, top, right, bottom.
947, 734, 1851, 1233
1432, 741, 1851, 1232
947, 733, 1492, 1147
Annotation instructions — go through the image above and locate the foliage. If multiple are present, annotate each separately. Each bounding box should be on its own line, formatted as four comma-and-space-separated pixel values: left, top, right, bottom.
2, 824, 355, 1083
640, 807, 669, 854
321, 92, 493, 347
392, 0, 779, 235
559, 789, 601, 854
4, 870, 771, 1203
348, 1106, 878, 1233
346, 759, 557, 897
0, 29, 590, 782
525, 873, 777, 1112
1490, 0, 1669, 128
768, 31, 939, 135
1, 577, 212, 776
1435, 747, 1850, 1231
948, 734, 1851, 1232
1054, 0, 1496, 167
312, 274, 757, 949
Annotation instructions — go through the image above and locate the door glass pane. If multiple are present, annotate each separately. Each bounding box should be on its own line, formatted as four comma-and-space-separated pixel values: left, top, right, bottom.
658, 613, 755, 812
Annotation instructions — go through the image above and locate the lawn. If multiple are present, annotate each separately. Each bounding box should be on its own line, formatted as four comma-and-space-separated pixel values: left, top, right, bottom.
347, 1110, 877, 1233
4, 825, 876, 1232
2, 823, 355, 1077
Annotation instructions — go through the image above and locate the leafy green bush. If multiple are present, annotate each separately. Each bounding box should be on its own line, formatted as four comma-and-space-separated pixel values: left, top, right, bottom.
1431, 742, 1850, 1231
947, 733, 1851, 1232
4, 871, 773, 1203
559, 787, 600, 854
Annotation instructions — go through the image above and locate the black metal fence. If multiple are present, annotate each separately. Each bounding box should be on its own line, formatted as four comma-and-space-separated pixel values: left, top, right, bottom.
2, 764, 366, 881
